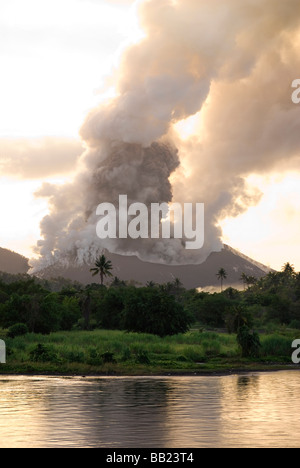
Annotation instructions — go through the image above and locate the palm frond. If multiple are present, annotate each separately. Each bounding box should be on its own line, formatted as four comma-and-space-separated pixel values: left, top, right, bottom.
90, 268, 99, 277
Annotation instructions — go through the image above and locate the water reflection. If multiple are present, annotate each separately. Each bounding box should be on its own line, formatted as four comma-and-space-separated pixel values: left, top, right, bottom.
0, 372, 299, 448
236, 375, 260, 399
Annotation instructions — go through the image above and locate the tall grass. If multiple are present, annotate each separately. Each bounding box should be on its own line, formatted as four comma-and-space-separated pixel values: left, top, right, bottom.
261, 335, 292, 357
1, 329, 297, 372
3, 329, 237, 366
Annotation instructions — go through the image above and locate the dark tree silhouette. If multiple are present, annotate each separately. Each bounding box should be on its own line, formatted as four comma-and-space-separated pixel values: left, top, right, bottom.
282, 262, 295, 276
217, 268, 227, 292
90, 254, 113, 286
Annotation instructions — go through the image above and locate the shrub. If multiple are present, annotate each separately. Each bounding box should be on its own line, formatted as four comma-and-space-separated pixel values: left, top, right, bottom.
7, 323, 29, 339
289, 320, 300, 330
135, 350, 151, 365
87, 348, 102, 365
29, 344, 58, 362
176, 355, 189, 362
62, 350, 85, 363
101, 351, 116, 364
124, 288, 192, 337
237, 326, 261, 358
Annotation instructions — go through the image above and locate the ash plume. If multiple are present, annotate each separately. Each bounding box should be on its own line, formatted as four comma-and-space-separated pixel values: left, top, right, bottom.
32, 0, 300, 271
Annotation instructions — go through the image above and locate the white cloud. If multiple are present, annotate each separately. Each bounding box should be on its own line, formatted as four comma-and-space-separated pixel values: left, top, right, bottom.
0, 138, 83, 179
0, 0, 135, 138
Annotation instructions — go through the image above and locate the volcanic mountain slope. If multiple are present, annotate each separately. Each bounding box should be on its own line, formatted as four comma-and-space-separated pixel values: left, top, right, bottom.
36, 245, 272, 290
0, 247, 30, 275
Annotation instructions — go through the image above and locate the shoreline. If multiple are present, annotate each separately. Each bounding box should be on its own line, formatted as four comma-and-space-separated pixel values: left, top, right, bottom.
0, 364, 299, 378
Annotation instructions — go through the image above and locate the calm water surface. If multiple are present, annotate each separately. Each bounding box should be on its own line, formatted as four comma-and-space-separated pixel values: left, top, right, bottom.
0, 371, 299, 448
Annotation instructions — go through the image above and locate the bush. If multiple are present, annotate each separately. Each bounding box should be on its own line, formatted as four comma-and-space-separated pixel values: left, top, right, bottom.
124, 288, 192, 337
62, 350, 85, 363
7, 323, 29, 339
29, 344, 58, 362
237, 326, 261, 358
101, 351, 116, 364
289, 320, 300, 330
176, 355, 189, 362
135, 350, 151, 365
195, 294, 231, 328
87, 348, 102, 365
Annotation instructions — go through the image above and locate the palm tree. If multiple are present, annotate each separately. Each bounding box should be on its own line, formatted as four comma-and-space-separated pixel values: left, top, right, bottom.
241, 273, 257, 290
174, 278, 183, 289
217, 268, 227, 292
247, 276, 257, 288
90, 254, 113, 286
111, 276, 126, 288
241, 272, 248, 290
282, 262, 295, 276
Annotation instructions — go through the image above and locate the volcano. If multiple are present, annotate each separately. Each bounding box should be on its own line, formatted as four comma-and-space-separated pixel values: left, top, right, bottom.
34, 245, 272, 290
0, 247, 30, 275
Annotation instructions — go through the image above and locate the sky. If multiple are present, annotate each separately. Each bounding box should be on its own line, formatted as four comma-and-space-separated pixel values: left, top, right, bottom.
0, 0, 139, 256
1, 0, 300, 271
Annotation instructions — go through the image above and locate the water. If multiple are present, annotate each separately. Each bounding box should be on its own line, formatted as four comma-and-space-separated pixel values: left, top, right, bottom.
0, 371, 299, 448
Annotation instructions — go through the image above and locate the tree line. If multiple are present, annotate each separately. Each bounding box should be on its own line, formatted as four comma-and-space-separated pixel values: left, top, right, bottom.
0, 257, 300, 340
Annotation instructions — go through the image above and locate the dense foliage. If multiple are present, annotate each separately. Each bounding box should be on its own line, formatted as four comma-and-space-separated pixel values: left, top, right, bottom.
0, 275, 191, 337
0, 262, 300, 339
123, 287, 191, 337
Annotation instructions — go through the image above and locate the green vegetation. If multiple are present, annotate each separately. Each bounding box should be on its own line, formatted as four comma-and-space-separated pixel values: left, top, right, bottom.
0, 259, 299, 374
0, 328, 298, 375
7, 323, 29, 339
237, 325, 261, 358
123, 287, 192, 337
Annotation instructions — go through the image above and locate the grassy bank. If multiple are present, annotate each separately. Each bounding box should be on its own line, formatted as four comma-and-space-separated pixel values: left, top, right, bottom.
0, 328, 299, 375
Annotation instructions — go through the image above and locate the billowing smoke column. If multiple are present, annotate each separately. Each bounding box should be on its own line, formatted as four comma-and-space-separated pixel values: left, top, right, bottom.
32, 0, 300, 271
